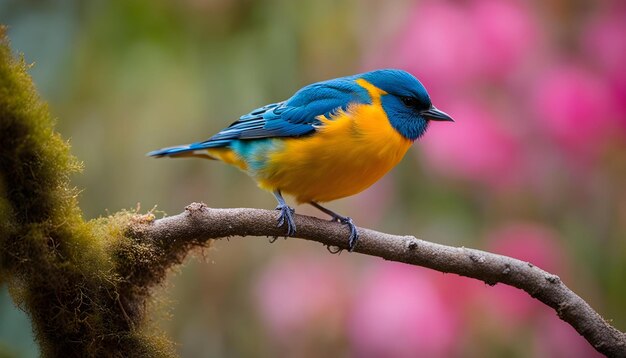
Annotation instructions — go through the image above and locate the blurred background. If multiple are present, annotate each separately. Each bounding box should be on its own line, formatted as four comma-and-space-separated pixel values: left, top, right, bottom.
1, 0, 625, 356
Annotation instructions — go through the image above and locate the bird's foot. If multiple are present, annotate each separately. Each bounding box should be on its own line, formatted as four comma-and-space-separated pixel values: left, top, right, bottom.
309, 202, 360, 251
328, 214, 358, 251
339, 216, 359, 252
275, 204, 296, 237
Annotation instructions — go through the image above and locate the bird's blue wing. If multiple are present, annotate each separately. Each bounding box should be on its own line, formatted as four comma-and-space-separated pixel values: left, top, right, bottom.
147, 76, 371, 157
203, 76, 371, 143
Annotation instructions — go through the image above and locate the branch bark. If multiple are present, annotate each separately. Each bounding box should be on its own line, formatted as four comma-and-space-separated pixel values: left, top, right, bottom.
130, 203, 626, 357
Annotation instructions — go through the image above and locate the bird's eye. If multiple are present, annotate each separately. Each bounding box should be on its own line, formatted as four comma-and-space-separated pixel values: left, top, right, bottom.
401, 96, 418, 107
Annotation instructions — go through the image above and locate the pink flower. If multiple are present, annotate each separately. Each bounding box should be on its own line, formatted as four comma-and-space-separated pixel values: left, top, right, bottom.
471, 0, 539, 79
419, 100, 523, 188
482, 223, 567, 324
374, 0, 538, 97
348, 263, 460, 358
487, 223, 566, 273
582, 6, 626, 129
534, 314, 603, 357
530, 64, 619, 159
583, 6, 626, 80
384, 1, 479, 96
253, 254, 350, 344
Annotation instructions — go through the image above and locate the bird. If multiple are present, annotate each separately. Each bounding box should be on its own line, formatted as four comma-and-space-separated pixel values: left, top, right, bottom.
148, 69, 453, 251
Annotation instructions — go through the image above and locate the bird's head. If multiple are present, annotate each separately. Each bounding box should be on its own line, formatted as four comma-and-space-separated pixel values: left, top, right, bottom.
362, 69, 453, 141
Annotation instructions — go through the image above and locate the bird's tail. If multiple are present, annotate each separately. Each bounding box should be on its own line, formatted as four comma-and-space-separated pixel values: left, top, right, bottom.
147, 140, 229, 159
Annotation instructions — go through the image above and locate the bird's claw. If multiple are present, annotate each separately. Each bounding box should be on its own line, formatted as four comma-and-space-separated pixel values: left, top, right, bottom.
275, 204, 296, 236
329, 215, 358, 251
338, 216, 359, 251
308, 202, 359, 251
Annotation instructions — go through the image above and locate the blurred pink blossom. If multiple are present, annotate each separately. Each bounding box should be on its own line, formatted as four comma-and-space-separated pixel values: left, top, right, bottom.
378, 0, 537, 97
348, 263, 460, 358
487, 223, 566, 272
420, 100, 523, 188
482, 223, 567, 323
582, 6, 626, 128
387, 1, 478, 96
254, 254, 349, 343
531, 64, 619, 159
534, 314, 603, 357
583, 6, 626, 80
471, 0, 538, 79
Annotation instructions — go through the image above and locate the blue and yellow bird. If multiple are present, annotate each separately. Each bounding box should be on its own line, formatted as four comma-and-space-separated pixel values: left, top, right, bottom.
149, 69, 453, 251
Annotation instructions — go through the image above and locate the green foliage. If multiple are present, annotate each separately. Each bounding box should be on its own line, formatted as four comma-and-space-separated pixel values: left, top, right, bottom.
0, 26, 174, 357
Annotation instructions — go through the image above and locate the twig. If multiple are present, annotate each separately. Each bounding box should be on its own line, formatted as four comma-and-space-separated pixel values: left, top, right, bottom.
129, 203, 626, 357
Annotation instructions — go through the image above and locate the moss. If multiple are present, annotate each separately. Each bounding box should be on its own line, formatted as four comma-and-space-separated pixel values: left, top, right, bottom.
0, 26, 176, 357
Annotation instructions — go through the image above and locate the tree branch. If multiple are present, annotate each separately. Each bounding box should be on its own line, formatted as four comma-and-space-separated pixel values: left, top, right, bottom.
2, 26, 623, 356
129, 203, 626, 357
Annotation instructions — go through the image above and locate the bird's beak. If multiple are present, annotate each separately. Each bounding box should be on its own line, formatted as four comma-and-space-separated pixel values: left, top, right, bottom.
421, 106, 454, 122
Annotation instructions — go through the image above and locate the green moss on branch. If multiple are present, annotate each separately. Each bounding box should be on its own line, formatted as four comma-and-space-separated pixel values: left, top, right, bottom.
0, 26, 177, 357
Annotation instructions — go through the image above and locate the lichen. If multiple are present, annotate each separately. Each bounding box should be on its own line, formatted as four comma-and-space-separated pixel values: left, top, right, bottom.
0, 26, 176, 357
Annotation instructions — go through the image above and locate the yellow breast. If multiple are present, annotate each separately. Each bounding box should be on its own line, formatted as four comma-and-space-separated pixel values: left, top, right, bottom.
256, 79, 412, 203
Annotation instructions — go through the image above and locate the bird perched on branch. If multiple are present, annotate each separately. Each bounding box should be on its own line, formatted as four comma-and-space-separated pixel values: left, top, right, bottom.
149, 69, 453, 251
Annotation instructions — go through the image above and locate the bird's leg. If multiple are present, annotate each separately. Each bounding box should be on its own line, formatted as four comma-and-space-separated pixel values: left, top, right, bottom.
309, 202, 359, 251
273, 190, 296, 237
